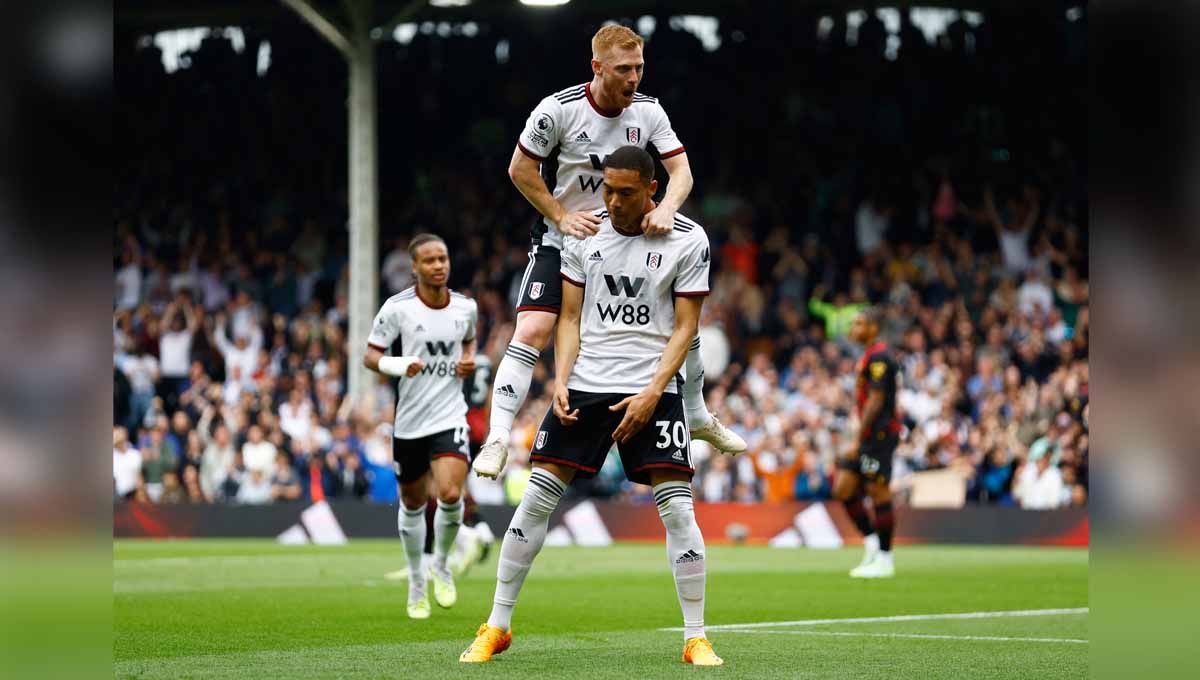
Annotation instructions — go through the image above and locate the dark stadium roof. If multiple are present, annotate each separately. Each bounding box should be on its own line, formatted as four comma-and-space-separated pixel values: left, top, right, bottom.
117, 0, 1064, 33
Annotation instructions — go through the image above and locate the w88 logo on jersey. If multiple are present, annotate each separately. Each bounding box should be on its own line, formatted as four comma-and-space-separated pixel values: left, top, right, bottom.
596, 303, 651, 325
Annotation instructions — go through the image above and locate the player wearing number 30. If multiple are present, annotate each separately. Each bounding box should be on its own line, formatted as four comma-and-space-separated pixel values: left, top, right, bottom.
364, 234, 478, 620
461, 147, 723, 667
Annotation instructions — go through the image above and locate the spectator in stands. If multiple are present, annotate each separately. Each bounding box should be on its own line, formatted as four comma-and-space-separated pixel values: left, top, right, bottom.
793, 449, 832, 502
115, 250, 142, 311
113, 426, 142, 500
212, 310, 263, 399
241, 425, 277, 478
118, 348, 158, 433
1013, 438, 1065, 510
158, 296, 199, 407
237, 468, 272, 505
269, 452, 302, 502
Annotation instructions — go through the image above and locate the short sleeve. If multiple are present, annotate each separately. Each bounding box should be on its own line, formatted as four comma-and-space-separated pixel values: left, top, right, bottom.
560, 240, 585, 287
673, 233, 711, 297
368, 302, 401, 351
517, 96, 563, 161
649, 102, 685, 160
464, 301, 478, 343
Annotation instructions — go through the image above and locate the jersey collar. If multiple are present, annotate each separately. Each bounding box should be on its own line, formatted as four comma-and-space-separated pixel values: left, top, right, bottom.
416, 285, 450, 309
585, 83, 622, 118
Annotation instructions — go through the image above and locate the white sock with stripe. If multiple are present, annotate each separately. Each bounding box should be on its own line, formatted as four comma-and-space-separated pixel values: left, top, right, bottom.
433, 498, 464, 571
654, 481, 706, 641
487, 468, 565, 631
487, 340, 540, 443
682, 336, 711, 429
399, 503, 427, 590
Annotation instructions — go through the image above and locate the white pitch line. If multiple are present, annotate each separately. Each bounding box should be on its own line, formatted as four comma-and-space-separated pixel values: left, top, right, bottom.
720, 630, 1087, 644
660, 607, 1088, 632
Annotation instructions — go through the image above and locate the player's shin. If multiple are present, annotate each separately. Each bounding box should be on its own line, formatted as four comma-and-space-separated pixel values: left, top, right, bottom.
433, 498, 464, 570
399, 504, 428, 587
654, 481, 706, 641
875, 501, 895, 559
486, 468, 565, 631
487, 341, 540, 442
682, 336, 710, 429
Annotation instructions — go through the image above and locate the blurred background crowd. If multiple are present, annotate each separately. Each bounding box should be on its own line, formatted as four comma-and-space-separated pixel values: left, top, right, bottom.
114, 6, 1087, 510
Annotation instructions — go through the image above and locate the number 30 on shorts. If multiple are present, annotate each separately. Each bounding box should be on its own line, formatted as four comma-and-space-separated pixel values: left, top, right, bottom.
655, 420, 688, 449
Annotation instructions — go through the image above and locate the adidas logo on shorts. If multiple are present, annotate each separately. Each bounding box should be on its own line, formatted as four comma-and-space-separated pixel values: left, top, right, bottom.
575, 131, 591, 142
589, 250, 603, 261
495, 384, 517, 398
415, 324, 425, 332
672, 450, 685, 462
675, 549, 703, 564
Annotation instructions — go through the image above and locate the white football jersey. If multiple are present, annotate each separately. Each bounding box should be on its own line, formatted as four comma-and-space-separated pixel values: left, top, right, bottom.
560, 210, 710, 395
518, 83, 685, 250
368, 288, 477, 439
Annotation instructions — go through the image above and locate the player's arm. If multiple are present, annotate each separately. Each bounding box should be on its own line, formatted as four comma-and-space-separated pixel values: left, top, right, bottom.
362, 304, 423, 378
508, 148, 601, 239
641, 103, 692, 236
456, 302, 479, 377
859, 358, 892, 441
552, 279, 584, 425
610, 295, 702, 443
641, 153, 694, 237
456, 337, 477, 377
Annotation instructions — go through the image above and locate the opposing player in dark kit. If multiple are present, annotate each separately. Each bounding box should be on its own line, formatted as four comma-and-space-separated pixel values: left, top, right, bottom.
833, 308, 902, 579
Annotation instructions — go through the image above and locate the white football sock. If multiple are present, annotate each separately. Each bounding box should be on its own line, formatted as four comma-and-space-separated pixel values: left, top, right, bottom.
487, 468, 565, 631
488, 341, 540, 442
433, 498, 464, 571
864, 533, 880, 558
682, 336, 711, 429
399, 503, 427, 589
654, 481, 706, 641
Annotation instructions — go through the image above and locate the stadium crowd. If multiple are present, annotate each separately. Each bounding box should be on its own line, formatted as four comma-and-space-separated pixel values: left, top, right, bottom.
115, 8, 1087, 509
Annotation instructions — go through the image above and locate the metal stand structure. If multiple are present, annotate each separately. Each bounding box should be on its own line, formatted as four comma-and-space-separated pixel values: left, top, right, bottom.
279, 0, 421, 403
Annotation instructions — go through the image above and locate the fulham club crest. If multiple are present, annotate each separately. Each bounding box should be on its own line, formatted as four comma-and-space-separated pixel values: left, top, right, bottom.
626, 127, 641, 144
535, 430, 548, 449
529, 282, 544, 300
646, 251, 663, 271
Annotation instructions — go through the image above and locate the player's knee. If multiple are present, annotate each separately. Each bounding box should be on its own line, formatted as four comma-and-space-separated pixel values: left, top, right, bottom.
513, 312, 555, 350
437, 484, 462, 506
867, 483, 891, 505
399, 484, 428, 510
832, 474, 856, 501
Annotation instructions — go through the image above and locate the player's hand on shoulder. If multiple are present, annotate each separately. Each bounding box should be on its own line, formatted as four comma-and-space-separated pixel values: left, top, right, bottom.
553, 384, 579, 426
558, 210, 603, 239
456, 356, 476, 377
641, 204, 675, 237
405, 359, 425, 377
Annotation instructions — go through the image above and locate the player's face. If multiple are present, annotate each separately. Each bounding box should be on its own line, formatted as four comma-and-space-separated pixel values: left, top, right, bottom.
597, 45, 644, 108
602, 168, 655, 230
413, 241, 450, 287
850, 315, 876, 344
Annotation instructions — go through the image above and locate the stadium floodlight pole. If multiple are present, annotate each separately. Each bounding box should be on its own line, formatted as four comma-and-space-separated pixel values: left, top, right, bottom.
278, 0, 353, 56
281, 0, 380, 403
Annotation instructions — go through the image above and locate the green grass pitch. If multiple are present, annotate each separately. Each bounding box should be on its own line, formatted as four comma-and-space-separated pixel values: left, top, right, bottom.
114, 539, 1087, 679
